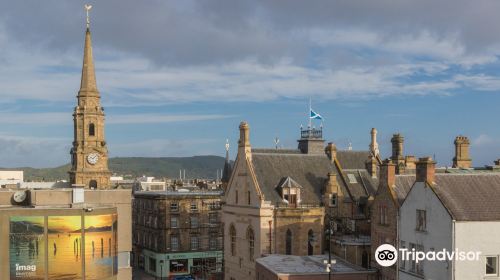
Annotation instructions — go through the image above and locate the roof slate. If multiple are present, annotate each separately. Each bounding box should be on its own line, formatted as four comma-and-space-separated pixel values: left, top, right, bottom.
433, 174, 500, 221
336, 151, 371, 170
393, 175, 415, 205
251, 152, 335, 204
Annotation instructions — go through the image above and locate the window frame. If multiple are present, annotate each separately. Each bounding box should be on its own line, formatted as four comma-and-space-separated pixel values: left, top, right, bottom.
416, 209, 427, 232
486, 256, 499, 276
170, 235, 179, 251
170, 216, 178, 228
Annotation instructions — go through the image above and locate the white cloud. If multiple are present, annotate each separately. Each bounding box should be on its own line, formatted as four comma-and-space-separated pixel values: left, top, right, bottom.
472, 134, 494, 146
107, 113, 234, 124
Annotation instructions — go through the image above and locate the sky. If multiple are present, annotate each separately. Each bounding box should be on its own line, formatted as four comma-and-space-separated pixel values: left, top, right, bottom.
1, 1, 500, 168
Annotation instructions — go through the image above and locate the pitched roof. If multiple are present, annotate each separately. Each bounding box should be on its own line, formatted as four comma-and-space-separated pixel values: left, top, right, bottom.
336, 151, 371, 170
432, 174, 500, 221
343, 170, 378, 198
393, 175, 415, 205
251, 151, 336, 204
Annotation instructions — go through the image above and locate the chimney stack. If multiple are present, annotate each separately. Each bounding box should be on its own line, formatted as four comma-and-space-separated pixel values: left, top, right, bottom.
416, 157, 435, 184
391, 133, 404, 162
325, 172, 339, 194
370, 128, 380, 157
325, 142, 337, 163
453, 136, 471, 168
380, 159, 396, 188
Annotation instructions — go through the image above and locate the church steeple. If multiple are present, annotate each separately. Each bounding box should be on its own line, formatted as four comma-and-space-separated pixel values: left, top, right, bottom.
79, 28, 98, 95
69, 4, 111, 189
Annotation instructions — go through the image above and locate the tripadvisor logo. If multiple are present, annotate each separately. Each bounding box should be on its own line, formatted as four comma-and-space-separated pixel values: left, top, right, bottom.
375, 244, 482, 267
375, 244, 398, 267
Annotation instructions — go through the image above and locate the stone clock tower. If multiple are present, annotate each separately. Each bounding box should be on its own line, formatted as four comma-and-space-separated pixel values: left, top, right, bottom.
69, 22, 111, 189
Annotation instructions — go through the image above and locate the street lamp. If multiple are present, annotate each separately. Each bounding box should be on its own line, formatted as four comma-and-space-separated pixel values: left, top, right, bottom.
324, 218, 336, 280
159, 259, 164, 280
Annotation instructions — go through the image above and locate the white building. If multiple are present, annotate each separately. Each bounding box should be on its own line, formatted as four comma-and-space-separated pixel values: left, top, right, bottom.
0, 170, 23, 186
136, 176, 167, 191
400, 157, 500, 280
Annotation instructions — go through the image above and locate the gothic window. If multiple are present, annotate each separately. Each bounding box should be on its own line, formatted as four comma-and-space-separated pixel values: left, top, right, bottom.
89, 180, 97, 189
286, 229, 292, 255
89, 123, 95, 136
230, 224, 236, 256
247, 227, 255, 261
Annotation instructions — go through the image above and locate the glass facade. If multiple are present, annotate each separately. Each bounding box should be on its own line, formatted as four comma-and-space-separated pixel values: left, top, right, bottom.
9, 213, 117, 280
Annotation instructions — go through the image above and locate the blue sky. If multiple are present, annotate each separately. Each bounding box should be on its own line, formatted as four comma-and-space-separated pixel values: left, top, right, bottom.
1, 1, 500, 167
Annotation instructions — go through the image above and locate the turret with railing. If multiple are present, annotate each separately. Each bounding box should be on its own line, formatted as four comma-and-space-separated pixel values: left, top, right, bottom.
300, 126, 323, 139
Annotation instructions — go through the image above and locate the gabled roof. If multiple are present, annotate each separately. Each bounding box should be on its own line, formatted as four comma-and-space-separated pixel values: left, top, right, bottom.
276, 177, 303, 190
393, 175, 415, 205
432, 174, 500, 221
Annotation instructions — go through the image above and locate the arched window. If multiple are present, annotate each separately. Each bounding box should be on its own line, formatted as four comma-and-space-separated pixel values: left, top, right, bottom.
247, 227, 255, 261
230, 224, 236, 256
89, 180, 97, 189
89, 123, 95, 136
308, 229, 314, 255
285, 229, 292, 255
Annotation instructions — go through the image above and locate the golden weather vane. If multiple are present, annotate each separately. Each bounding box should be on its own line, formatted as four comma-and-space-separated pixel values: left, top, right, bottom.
84, 4, 93, 29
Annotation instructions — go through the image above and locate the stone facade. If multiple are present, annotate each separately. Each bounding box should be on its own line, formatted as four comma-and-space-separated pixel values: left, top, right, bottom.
69, 27, 111, 189
223, 122, 378, 280
132, 190, 223, 279
370, 161, 398, 280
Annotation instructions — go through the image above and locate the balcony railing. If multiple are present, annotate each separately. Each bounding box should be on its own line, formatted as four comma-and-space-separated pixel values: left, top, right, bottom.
300, 127, 323, 139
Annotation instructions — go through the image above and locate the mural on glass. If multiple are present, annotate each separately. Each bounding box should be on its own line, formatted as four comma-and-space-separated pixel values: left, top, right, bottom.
47, 216, 83, 280
84, 214, 115, 280
9, 216, 46, 280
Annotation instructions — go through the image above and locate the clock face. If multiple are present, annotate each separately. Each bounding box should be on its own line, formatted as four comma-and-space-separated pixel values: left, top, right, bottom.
87, 153, 99, 165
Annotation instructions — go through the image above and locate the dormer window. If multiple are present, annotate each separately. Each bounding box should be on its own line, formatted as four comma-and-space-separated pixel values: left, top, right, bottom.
276, 177, 303, 207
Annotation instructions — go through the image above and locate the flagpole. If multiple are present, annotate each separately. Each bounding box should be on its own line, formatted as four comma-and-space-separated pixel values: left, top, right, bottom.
309, 97, 312, 129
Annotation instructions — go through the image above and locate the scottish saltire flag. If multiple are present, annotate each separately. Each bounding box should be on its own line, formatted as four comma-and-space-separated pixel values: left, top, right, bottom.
310, 109, 323, 120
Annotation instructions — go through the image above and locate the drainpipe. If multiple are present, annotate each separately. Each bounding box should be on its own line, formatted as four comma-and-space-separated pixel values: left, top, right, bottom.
396, 208, 400, 280
452, 220, 456, 279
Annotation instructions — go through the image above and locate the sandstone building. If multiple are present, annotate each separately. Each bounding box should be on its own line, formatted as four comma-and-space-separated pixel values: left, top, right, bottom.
222, 122, 379, 280
0, 9, 131, 280
69, 22, 112, 189
133, 189, 223, 279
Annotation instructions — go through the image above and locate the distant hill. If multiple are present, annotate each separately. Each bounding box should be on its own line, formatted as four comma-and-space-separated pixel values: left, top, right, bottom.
1, 156, 227, 182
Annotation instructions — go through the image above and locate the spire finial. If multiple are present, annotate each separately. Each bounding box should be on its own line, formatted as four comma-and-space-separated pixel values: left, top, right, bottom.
225, 139, 230, 152
84, 4, 92, 29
